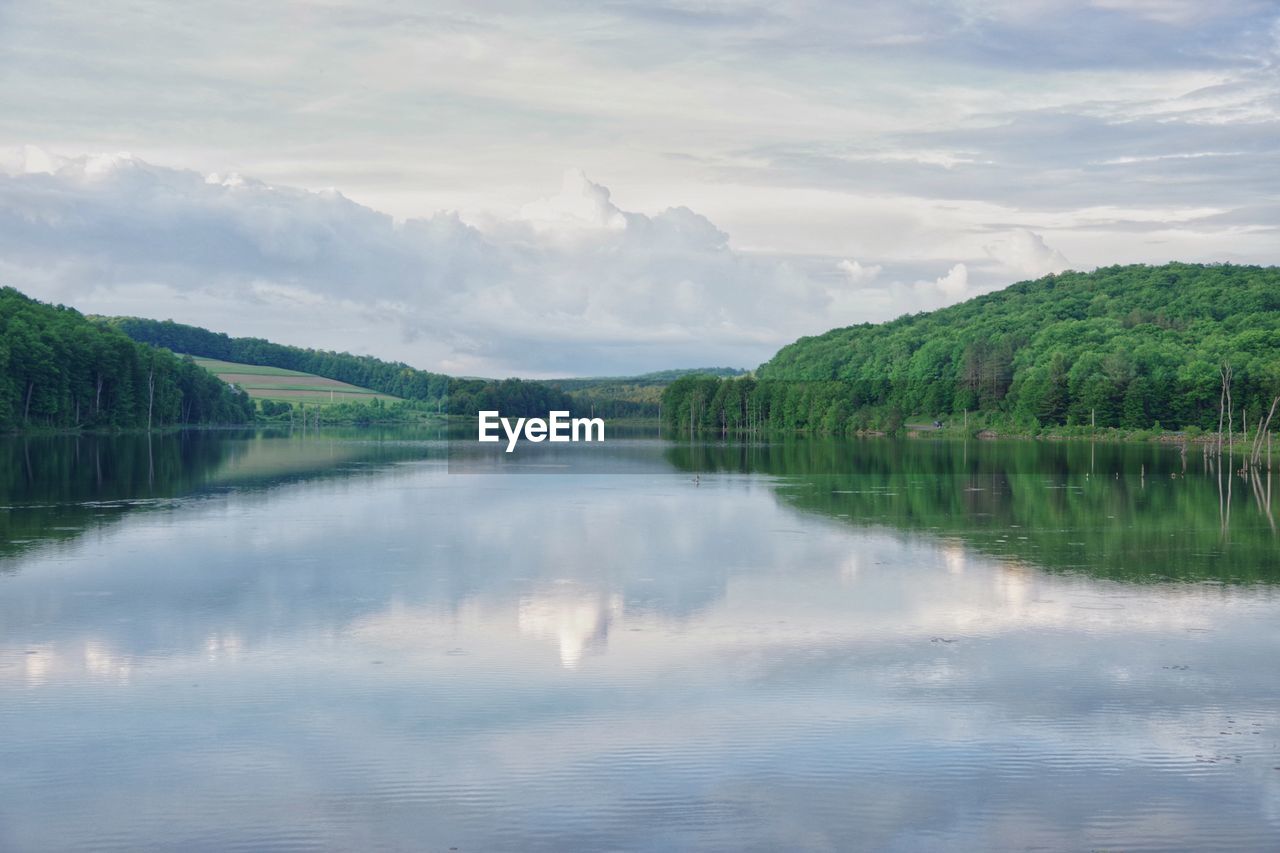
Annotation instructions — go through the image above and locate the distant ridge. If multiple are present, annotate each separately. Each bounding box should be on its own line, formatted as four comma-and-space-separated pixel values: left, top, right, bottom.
98, 316, 451, 402
97, 316, 574, 418
551, 367, 746, 388
98, 315, 735, 420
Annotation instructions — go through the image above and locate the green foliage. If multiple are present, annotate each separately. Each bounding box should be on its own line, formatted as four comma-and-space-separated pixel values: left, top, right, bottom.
0, 288, 254, 430
101, 316, 452, 402
441, 377, 575, 418
549, 367, 747, 419
664, 263, 1280, 435
257, 399, 294, 419
102, 315, 576, 418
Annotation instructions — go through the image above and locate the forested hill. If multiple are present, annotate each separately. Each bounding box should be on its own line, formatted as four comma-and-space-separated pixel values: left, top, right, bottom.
102, 316, 453, 403
664, 263, 1280, 434
550, 367, 748, 419
102, 315, 574, 418
1, 288, 254, 429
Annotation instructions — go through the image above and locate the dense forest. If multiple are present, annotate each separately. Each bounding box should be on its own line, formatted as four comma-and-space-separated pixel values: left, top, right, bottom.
443, 377, 574, 419
663, 263, 1280, 435
0, 288, 255, 430
104, 316, 574, 418
552, 367, 748, 420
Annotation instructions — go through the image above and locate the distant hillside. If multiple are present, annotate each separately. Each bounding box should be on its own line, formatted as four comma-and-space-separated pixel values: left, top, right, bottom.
105, 315, 742, 420
191, 358, 400, 405
102, 316, 573, 418
1, 288, 254, 430
552, 367, 746, 391
552, 367, 748, 419
664, 263, 1280, 434
100, 316, 450, 402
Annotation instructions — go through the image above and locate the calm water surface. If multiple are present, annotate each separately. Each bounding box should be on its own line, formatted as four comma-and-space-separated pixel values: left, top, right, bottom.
1, 430, 1278, 851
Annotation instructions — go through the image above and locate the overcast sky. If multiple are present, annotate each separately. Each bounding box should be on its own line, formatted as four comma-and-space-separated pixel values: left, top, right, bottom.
1, 1, 1278, 376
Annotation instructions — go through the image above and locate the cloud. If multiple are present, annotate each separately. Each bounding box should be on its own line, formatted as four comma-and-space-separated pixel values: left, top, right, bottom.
901, 262, 973, 308
837, 259, 883, 285
983, 230, 1072, 277
934, 263, 970, 298
518, 169, 628, 236
0, 150, 918, 376
0, 144, 57, 175
2, 0, 1275, 311
1087, 0, 1219, 25
1, 140, 1271, 376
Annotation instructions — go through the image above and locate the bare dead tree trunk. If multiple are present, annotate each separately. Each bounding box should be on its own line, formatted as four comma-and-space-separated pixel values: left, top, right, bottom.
1219, 450, 1233, 532
1218, 364, 1232, 457
147, 367, 155, 431
1226, 367, 1234, 459
1217, 388, 1224, 456
23, 380, 34, 423
1252, 396, 1279, 467
1250, 460, 1268, 524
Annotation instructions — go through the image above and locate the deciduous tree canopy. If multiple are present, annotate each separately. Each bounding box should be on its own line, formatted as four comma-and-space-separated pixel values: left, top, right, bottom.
101, 315, 573, 418
1, 288, 254, 429
663, 263, 1280, 435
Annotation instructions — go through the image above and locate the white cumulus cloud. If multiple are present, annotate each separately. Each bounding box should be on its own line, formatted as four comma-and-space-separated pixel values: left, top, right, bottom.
1, 149, 948, 376
982, 230, 1072, 278
934, 263, 970, 298
518, 169, 629, 236
2, 149, 1121, 376
837, 259, 883, 285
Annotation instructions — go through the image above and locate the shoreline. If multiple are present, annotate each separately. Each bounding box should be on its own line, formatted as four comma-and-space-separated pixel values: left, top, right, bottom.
658, 424, 1274, 448
5, 418, 1272, 454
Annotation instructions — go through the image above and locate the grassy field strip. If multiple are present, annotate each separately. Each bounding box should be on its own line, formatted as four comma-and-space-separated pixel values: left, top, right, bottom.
191, 356, 401, 404
189, 358, 321, 376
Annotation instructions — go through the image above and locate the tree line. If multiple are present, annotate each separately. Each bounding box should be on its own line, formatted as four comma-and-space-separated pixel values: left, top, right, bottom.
102, 316, 454, 402
1, 288, 255, 430
663, 263, 1280, 436
103, 315, 575, 418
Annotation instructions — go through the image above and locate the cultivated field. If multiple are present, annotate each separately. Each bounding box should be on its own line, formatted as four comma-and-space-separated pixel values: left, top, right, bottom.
191, 357, 401, 404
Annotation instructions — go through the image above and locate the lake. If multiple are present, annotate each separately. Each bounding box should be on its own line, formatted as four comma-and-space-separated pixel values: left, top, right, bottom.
1, 429, 1278, 851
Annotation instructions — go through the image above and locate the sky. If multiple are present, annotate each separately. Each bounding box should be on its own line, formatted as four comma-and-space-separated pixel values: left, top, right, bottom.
1, 0, 1277, 377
